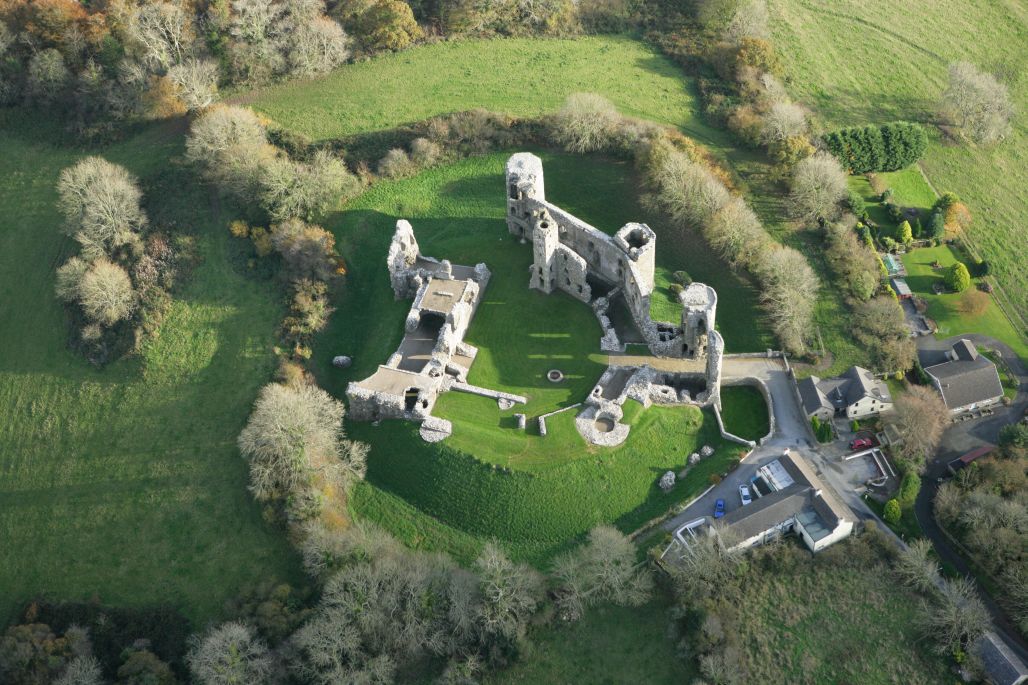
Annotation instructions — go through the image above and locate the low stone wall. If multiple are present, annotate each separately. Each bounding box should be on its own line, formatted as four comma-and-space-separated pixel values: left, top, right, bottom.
721, 376, 776, 446
713, 404, 755, 448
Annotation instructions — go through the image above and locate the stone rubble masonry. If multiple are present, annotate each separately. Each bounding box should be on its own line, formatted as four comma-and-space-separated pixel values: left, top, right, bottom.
346, 220, 497, 440
505, 152, 723, 404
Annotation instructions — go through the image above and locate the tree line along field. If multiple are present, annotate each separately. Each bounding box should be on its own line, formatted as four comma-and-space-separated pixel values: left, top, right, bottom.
769, 0, 1028, 332
313, 152, 760, 563
0, 112, 303, 627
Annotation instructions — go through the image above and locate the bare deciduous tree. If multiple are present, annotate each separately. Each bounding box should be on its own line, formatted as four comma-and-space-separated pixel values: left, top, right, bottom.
169, 58, 220, 111
55, 257, 90, 303
130, 1, 195, 71
238, 382, 363, 501
706, 196, 770, 267
550, 92, 623, 153
551, 525, 653, 621
924, 577, 989, 655
57, 157, 147, 259
27, 48, 70, 102
54, 656, 103, 685
287, 16, 350, 77
852, 296, 916, 373
760, 101, 807, 144
78, 259, 138, 325
891, 384, 948, 470
725, 0, 768, 42
789, 151, 848, 223
260, 150, 359, 221
757, 246, 818, 354
942, 62, 1014, 144
894, 539, 941, 595
186, 105, 272, 196
187, 622, 272, 685
474, 542, 543, 642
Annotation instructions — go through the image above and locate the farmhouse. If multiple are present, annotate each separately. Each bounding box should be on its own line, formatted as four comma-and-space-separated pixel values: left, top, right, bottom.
796, 366, 893, 421
918, 339, 1004, 414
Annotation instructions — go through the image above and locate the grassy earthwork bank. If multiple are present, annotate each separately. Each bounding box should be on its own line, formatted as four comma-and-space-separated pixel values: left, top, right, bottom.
770, 0, 1028, 329
0, 112, 303, 626
315, 151, 756, 563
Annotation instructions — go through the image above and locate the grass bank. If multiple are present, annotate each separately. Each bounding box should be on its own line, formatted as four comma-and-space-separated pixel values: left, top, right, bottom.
0, 113, 303, 626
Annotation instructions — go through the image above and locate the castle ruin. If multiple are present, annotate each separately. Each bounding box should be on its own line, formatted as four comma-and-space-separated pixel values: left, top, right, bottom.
344, 153, 725, 445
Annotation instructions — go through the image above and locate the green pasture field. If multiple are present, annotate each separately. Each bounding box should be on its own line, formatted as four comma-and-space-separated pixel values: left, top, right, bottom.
902, 245, 1028, 360
735, 538, 950, 684
485, 599, 696, 684
314, 152, 759, 563
243, 36, 730, 146
770, 0, 1028, 331
0, 113, 303, 627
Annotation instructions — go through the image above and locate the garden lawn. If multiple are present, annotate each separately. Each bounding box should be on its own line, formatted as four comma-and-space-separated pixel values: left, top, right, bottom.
0, 113, 303, 627
849, 166, 938, 242
719, 385, 770, 442
770, 0, 1028, 330
902, 244, 1028, 361
244, 36, 729, 147
314, 152, 755, 563
485, 600, 696, 685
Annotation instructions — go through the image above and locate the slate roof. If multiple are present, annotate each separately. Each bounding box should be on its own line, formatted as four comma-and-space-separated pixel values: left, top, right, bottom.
923, 339, 1004, 410
797, 367, 892, 416
722, 453, 853, 546
977, 631, 1028, 685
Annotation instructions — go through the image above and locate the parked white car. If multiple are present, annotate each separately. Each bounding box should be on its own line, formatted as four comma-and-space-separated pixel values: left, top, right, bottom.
738, 484, 753, 506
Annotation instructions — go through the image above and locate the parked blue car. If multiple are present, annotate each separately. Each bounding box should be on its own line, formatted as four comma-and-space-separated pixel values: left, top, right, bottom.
713, 498, 726, 518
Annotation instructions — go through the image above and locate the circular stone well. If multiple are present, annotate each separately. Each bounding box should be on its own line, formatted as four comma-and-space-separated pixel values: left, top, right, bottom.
547, 369, 565, 383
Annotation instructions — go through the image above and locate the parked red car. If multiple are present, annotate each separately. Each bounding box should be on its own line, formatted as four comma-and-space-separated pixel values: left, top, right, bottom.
850, 437, 873, 450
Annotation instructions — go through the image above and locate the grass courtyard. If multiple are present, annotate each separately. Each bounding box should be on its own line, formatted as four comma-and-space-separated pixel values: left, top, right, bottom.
770, 0, 1028, 331
314, 152, 757, 563
0, 112, 303, 626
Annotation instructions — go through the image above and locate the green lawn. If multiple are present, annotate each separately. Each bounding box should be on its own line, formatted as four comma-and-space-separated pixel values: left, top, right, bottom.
486, 600, 696, 685
244, 36, 730, 146
719, 385, 771, 442
901, 244, 1028, 361
314, 152, 755, 563
850, 166, 938, 241
0, 113, 303, 626
770, 0, 1028, 332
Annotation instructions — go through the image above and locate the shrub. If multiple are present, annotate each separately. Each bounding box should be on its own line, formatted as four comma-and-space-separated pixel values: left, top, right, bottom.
550, 92, 622, 153
845, 189, 866, 217
811, 416, 832, 443
958, 289, 989, 316
897, 220, 913, 244
899, 471, 921, 506
269, 219, 339, 282
377, 148, 416, 178
945, 262, 971, 292
883, 498, 901, 525
668, 283, 684, 297
672, 270, 692, 285
973, 259, 989, 277
850, 419, 860, 432
354, 0, 422, 51
928, 210, 946, 240
409, 137, 442, 167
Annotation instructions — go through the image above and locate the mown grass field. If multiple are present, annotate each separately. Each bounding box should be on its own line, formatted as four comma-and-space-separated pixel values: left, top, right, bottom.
0, 113, 303, 626
314, 152, 755, 562
736, 538, 952, 684
719, 385, 771, 442
770, 0, 1028, 334
244, 36, 730, 146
